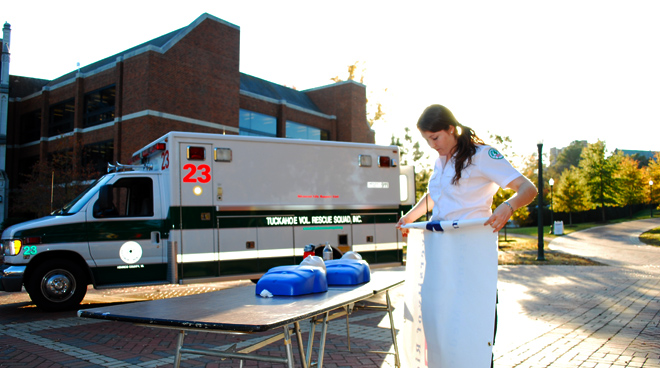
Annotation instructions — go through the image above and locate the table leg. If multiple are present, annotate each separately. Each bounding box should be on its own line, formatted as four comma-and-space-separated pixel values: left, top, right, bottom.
283, 325, 295, 368
386, 290, 401, 368
305, 316, 317, 367
174, 330, 185, 368
294, 322, 308, 368
317, 311, 330, 368
345, 306, 352, 352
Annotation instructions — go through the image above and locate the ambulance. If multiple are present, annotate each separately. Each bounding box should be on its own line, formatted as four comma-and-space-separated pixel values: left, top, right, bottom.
1, 132, 415, 311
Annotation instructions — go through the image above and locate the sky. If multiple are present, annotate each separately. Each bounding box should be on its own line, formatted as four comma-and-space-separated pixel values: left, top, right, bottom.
4, 0, 659, 165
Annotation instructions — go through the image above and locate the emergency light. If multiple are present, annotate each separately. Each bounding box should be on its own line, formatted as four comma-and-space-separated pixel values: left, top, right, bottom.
187, 146, 206, 160
378, 156, 391, 167
214, 148, 232, 162
358, 155, 372, 167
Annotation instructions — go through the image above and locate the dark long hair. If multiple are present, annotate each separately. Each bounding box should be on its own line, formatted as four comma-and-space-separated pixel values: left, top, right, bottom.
417, 104, 485, 185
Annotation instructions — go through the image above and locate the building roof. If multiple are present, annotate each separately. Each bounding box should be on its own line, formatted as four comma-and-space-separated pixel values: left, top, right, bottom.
615, 149, 658, 160
47, 28, 185, 87
8, 76, 49, 98
20, 13, 322, 114
239, 73, 322, 113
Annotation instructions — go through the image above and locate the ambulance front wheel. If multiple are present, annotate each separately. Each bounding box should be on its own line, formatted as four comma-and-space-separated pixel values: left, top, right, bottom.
27, 259, 88, 311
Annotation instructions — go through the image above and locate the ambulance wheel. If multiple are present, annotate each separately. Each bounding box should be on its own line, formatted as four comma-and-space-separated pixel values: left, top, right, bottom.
27, 259, 88, 311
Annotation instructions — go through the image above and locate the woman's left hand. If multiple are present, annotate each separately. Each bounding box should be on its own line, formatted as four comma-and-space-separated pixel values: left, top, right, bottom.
483, 176, 538, 233
484, 202, 513, 233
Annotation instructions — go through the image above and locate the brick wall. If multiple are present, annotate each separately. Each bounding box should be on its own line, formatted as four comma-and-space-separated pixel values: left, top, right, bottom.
305, 81, 374, 143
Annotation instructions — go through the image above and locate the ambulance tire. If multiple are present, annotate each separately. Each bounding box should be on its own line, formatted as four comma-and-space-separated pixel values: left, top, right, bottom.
27, 259, 88, 312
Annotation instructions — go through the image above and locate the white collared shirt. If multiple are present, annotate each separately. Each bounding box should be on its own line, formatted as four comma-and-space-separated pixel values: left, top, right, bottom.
428, 145, 521, 221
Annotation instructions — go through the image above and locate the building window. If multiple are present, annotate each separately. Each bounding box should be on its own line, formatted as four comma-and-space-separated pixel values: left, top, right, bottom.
19, 109, 41, 144
286, 121, 328, 140
239, 109, 277, 137
84, 85, 116, 128
48, 99, 75, 137
83, 140, 114, 174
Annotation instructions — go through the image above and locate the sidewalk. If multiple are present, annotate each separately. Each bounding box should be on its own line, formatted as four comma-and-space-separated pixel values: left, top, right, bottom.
493, 265, 660, 368
491, 218, 660, 368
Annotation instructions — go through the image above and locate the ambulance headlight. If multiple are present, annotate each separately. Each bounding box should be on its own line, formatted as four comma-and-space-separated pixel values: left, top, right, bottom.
3, 239, 22, 256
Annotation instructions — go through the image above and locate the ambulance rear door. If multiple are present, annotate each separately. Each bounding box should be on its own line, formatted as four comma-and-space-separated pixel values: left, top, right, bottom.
177, 143, 218, 279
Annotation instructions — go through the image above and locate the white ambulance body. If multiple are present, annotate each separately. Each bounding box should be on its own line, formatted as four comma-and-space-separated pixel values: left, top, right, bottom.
1, 131, 414, 310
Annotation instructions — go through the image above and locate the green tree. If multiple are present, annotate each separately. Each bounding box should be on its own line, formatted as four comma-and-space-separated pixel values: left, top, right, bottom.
392, 127, 425, 166
554, 166, 590, 225
492, 188, 532, 226
486, 134, 532, 225
645, 152, 660, 210
549, 140, 586, 179
391, 127, 431, 202
579, 140, 620, 222
615, 154, 646, 217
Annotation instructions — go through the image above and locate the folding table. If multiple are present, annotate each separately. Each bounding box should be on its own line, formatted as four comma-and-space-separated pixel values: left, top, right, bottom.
78, 271, 404, 367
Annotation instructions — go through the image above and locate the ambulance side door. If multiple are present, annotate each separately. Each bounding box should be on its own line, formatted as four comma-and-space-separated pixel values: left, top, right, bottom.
86, 174, 167, 286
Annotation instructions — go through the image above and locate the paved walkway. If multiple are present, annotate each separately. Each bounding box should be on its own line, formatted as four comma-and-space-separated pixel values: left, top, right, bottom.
1, 218, 659, 367
493, 218, 660, 368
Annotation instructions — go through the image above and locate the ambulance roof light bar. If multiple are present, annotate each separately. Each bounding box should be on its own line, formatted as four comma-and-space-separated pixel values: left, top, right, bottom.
107, 162, 154, 173
131, 142, 166, 163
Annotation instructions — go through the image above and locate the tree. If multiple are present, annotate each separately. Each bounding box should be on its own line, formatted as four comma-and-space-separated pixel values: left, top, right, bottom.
492, 188, 532, 226
646, 152, 660, 210
11, 137, 99, 218
554, 166, 590, 225
392, 127, 426, 166
549, 140, 586, 180
486, 134, 532, 225
332, 61, 386, 128
615, 154, 646, 217
579, 140, 620, 222
391, 127, 431, 202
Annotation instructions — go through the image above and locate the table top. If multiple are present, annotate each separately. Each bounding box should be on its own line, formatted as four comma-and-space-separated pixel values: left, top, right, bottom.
77, 270, 404, 332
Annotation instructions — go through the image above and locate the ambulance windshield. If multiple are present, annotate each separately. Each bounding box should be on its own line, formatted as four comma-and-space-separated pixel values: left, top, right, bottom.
52, 175, 112, 215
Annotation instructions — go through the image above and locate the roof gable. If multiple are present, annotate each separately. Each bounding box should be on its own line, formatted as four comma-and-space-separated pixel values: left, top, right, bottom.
47, 13, 238, 87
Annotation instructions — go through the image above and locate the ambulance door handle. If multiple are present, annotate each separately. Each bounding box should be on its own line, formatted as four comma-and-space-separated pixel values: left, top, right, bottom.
151, 231, 161, 244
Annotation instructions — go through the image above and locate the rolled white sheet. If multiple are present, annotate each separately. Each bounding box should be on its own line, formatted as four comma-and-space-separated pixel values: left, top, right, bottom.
402, 219, 498, 368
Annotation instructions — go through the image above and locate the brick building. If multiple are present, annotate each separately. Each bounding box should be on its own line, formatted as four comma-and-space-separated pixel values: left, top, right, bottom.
4, 13, 374, 203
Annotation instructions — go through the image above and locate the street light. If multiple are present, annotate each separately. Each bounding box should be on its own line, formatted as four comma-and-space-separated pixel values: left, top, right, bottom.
651, 180, 654, 218
537, 142, 545, 261
549, 178, 554, 234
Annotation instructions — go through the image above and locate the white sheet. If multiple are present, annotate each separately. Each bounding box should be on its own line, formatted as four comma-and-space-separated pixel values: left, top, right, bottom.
402, 219, 498, 368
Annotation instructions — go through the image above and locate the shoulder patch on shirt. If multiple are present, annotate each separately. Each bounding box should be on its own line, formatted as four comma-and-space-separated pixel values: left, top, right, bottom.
488, 148, 504, 160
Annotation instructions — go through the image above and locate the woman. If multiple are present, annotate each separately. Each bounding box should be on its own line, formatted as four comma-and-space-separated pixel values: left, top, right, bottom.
397, 104, 537, 232
397, 104, 537, 367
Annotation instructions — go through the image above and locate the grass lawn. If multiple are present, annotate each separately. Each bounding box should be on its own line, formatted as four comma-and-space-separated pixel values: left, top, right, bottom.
497, 236, 601, 265
640, 227, 660, 246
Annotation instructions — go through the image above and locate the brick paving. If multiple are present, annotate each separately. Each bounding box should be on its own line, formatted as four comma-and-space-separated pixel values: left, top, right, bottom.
1, 218, 659, 367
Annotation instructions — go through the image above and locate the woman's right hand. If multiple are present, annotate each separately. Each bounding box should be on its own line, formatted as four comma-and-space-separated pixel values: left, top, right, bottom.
396, 215, 412, 236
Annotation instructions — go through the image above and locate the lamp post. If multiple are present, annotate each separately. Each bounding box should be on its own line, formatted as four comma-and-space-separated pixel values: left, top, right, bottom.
537, 142, 545, 261
651, 180, 654, 218
549, 178, 554, 234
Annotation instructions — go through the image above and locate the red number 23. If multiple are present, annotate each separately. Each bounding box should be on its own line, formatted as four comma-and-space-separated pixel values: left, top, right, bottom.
183, 164, 211, 183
